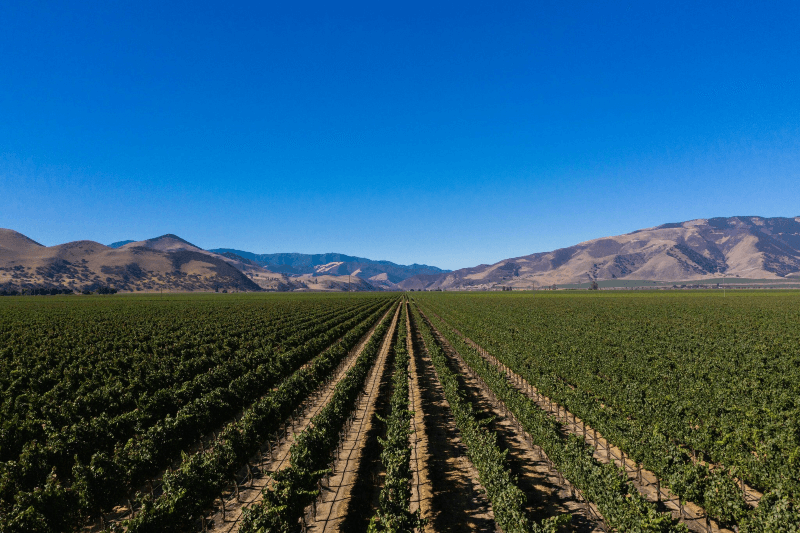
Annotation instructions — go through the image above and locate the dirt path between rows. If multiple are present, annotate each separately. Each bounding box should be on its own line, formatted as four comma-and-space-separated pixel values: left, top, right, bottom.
424, 308, 737, 533
420, 310, 604, 532
205, 303, 398, 533
307, 304, 401, 532
406, 301, 433, 528
408, 310, 496, 533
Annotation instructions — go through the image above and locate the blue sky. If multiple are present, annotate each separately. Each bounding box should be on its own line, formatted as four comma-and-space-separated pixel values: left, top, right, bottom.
2, 1, 799, 270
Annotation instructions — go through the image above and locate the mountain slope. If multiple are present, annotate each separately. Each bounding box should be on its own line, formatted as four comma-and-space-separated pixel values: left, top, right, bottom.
0, 229, 44, 252
121, 234, 205, 253
399, 216, 800, 290
0, 231, 262, 293
209, 249, 449, 283
0, 232, 404, 293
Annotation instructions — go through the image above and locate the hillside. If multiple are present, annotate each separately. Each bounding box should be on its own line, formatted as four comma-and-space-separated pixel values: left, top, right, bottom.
0, 231, 423, 293
0, 230, 262, 293
6, 217, 798, 294
399, 216, 800, 290
209, 249, 448, 285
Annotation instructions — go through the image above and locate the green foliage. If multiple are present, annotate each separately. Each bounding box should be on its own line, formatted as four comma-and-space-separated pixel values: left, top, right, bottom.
0, 294, 396, 531
740, 485, 799, 533
413, 291, 800, 528
239, 304, 399, 532
368, 304, 425, 533
125, 300, 397, 532
411, 305, 569, 533
416, 301, 685, 532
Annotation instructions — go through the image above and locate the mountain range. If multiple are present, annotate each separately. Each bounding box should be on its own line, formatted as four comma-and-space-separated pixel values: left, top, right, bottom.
0, 231, 447, 293
2, 215, 799, 294
208, 249, 446, 282
0, 232, 263, 294
399, 216, 800, 290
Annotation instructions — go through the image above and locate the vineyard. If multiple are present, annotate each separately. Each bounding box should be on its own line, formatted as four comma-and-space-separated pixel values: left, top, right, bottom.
0, 291, 797, 532
413, 291, 800, 532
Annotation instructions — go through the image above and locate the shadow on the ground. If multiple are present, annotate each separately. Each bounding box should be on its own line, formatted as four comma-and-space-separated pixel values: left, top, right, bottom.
409, 313, 496, 533
428, 317, 599, 533
338, 327, 398, 533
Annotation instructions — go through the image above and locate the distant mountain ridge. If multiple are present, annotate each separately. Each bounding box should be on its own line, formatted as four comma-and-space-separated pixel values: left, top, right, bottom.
400, 216, 800, 290
0, 230, 449, 293
4, 217, 797, 294
209, 249, 449, 283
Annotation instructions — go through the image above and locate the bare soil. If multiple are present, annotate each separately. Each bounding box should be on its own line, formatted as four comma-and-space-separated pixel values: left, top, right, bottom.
406, 302, 434, 527
408, 309, 496, 533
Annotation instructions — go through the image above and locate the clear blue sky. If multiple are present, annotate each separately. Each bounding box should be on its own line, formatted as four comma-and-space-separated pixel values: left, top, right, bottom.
2, 1, 798, 270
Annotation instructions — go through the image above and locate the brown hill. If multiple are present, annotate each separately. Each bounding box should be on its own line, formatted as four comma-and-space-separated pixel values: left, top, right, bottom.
399, 216, 800, 290
120, 234, 205, 253
0, 229, 44, 252
292, 273, 377, 292
0, 230, 263, 293
131, 235, 306, 291
0, 231, 376, 293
